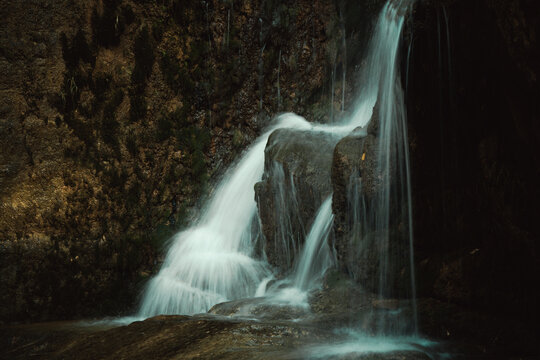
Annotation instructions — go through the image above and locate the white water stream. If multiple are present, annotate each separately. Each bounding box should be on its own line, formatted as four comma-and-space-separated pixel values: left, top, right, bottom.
139, 115, 312, 317
139, 0, 416, 332
293, 195, 334, 291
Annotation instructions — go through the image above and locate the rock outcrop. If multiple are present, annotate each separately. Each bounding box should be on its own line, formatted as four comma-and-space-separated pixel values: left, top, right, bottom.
406, 0, 540, 329
256, 128, 338, 272
330, 120, 411, 297
0, 0, 360, 321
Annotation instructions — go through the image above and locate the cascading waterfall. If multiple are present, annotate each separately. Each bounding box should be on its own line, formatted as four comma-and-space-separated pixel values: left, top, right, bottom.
259, 194, 335, 308
348, 0, 418, 335
293, 195, 334, 291
375, 0, 415, 318
139, 0, 416, 332
340, 8, 347, 113
139, 116, 312, 317
266, 162, 305, 270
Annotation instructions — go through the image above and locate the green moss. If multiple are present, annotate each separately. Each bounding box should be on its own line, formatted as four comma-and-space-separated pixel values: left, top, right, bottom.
232, 129, 245, 148
176, 124, 210, 186
176, 123, 209, 153
149, 224, 175, 252
324, 269, 355, 289
191, 148, 208, 184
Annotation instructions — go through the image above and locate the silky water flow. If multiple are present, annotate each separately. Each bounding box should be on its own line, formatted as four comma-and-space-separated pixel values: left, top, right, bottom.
137, 2, 435, 357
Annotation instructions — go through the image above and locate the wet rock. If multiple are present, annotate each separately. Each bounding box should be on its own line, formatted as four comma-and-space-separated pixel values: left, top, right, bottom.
0, 0, 345, 321
209, 297, 310, 320
330, 131, 383, 277
0, 312, 436, 360
331, 132, 376, 231
256, 128, 339, 272
408, 0, 540, 330
1, 315, 338, 360
323, 352, 431, 360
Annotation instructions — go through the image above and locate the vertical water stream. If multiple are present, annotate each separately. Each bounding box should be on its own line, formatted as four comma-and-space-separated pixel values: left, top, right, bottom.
139, 0, 416, 335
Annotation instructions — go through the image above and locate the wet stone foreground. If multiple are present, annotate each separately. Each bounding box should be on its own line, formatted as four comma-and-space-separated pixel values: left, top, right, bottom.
1, 276, 511, 360
1, 315, 434, 360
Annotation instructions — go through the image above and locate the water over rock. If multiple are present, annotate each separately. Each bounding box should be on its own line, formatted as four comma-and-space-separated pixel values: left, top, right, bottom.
0, 314, 437, 360
255, 128, 338, 272
331, 132, 378, 235
330, 124, 412, 298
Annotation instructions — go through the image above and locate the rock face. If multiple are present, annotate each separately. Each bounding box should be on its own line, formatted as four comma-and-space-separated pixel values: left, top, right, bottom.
2, 3, 539, 353
331, 132, 376, 271
0, 0, 364, 321
330, 126, 411, 297
406, 0, 540, 330
256, 128, 338, 272
0, 314, 441, 360
2, 279, 538, 359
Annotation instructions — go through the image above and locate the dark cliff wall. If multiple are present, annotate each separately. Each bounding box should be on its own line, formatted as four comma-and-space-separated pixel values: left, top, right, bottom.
406, 0, 540, 329
2, 0, 539, 333
0, 0, 358, 321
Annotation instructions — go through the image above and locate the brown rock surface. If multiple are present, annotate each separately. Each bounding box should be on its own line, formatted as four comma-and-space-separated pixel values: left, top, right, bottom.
256, 128, 338, 271
0, 0, 353, 321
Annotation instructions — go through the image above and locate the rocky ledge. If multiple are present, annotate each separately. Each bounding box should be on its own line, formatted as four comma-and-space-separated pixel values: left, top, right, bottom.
2, 271, 537, 360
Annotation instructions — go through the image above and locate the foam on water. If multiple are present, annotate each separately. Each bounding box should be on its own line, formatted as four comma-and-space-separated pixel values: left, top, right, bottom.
303, 333, 450, 360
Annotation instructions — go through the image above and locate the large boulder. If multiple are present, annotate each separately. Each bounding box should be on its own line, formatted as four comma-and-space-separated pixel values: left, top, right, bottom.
331, 132, 379, 234
330, 121, 412, 297
331, 131, 380, 275
256, 128, 338, 272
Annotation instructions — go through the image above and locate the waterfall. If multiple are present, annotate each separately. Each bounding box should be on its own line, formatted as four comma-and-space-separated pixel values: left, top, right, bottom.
277, 49, 282, 110
138, 0, 416, 325
340, 8, 347, 113
138, 116, 312, 317
293, 196, 334, 291
330, 53, 337, 122
347, 0, 417, 334
266, 162, 305, 270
